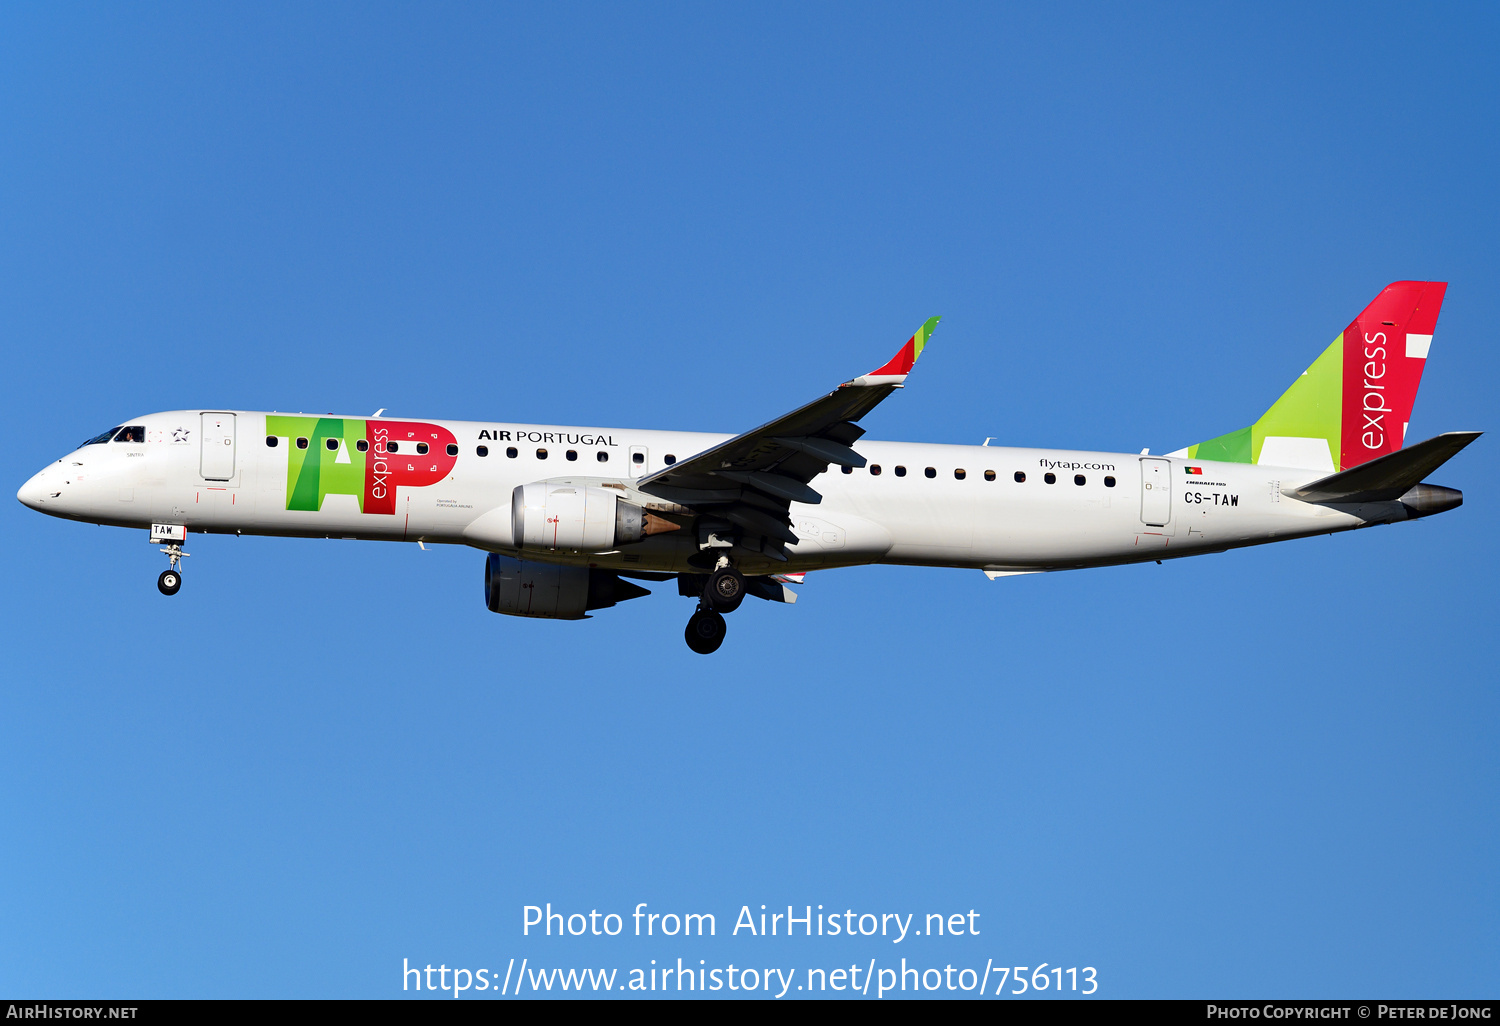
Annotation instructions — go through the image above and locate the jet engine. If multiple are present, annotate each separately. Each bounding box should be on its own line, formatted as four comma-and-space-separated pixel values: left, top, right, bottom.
483, 553, 650, 620
511, 483, 654, 551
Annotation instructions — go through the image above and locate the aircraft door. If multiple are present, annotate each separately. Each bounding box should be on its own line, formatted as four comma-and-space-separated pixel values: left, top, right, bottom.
629, 445, 649, 476
201, 413, 236, 481
1139, 458, 1172, 527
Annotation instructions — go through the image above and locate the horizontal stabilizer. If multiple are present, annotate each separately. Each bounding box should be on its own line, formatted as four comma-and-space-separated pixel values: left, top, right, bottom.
1286, 431, 1481, 503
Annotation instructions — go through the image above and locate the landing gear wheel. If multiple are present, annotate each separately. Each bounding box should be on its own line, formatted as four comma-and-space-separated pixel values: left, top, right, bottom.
157, 540, 189, 593
706, 568, 746, 613
684, 609, 727, 654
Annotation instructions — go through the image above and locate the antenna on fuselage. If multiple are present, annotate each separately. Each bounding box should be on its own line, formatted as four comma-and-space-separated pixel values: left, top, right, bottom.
372, 408, 385, 417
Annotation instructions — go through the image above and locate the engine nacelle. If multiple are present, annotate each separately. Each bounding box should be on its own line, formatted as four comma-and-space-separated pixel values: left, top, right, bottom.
483, 553, 649, 619
511, 483, 645, 551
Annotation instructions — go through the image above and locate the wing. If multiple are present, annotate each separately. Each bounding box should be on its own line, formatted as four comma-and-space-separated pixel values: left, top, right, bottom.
637, 317, 940, 561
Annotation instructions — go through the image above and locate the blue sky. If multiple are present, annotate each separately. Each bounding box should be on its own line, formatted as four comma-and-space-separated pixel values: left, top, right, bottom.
1, 2, 1496, 999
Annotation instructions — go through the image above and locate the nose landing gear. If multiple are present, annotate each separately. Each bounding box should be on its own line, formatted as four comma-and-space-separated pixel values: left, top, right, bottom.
157, 542, 189, 596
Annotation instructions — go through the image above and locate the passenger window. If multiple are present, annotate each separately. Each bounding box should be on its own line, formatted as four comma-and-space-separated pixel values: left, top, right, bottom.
1074, 474, 1085, 486
416, 442, 429, 455
894, 465, 906, 477
596, 451, 608, 462
83, 427, 122, 446
924, 467, 936, 479
537, 449, 548, 459
954, 469, 966, 480
566, 450, 578, 461
266, 435, 279, 448
632, 452, 645, 465
356, 440, 369, 452
506, 447, 518, 458
296, 437, 309, 450
446, 443, 459, 456
870, 464, 882, 476
476, 445, 489, 457
664, 454, 676, 465
1104, 475, 1116, 487
113, 425, 145, 442
387, 441, 400, 453
984, 470, 996, 481
325, 437, 339, 451
1014, 471, 1026, 483
1044, 472, 1056, 484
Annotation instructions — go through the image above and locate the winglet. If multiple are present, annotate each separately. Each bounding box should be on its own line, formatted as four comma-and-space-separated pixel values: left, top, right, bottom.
846, 316, 940, 387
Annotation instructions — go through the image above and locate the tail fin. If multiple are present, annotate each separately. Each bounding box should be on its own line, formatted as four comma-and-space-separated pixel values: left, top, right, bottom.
1184, 282, 1448, 472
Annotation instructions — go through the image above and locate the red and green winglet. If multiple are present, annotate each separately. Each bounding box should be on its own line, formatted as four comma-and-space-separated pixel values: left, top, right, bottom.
847, 316, 940, 387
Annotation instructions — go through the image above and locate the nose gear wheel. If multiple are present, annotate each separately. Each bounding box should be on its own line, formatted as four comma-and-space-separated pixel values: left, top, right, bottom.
157, 542, 189, 597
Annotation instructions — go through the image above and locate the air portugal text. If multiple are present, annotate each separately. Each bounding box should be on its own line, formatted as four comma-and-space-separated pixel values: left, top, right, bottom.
478, 429, 618, 446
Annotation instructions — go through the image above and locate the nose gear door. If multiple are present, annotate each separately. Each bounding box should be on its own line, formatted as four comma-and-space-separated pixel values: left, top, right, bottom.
201, 412, 236, 480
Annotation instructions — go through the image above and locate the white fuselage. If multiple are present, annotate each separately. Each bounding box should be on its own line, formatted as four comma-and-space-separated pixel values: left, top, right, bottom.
18, 410, 1409, 577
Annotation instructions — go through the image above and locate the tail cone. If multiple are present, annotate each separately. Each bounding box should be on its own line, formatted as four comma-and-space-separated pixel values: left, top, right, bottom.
1399, 483, 1462, 518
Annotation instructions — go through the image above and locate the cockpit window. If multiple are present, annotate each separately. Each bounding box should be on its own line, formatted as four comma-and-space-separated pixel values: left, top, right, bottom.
82, 426, 122, 446
113, 425, 145, 443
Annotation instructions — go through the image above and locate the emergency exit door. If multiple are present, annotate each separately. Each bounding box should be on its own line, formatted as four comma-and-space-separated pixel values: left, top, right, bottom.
629, 445, 649, 476
1139, 458, 1172, 527
201, 412, 236, 480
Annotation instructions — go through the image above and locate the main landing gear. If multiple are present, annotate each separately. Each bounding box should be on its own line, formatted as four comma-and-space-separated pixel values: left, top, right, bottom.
683, 563, 746, 654
685, 608, 726, 654
157, 542, 189, 596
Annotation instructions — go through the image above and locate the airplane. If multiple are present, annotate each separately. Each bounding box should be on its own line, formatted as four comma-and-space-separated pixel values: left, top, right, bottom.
17, 281, 1478, 654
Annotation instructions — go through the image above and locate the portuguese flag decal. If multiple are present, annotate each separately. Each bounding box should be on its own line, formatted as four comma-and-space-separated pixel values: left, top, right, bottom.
1185, 466, 1203, 475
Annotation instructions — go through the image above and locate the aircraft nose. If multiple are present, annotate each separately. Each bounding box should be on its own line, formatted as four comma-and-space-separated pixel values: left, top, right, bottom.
17, 467, 54, 510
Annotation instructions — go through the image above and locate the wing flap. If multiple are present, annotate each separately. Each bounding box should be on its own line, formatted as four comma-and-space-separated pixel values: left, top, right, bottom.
713, 470, 822, 504
720, 504, 800, 545
774, 435, 867, 467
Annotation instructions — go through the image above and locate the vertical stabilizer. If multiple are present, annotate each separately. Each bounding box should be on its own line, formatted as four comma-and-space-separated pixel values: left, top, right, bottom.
1186, 282, 1447, 472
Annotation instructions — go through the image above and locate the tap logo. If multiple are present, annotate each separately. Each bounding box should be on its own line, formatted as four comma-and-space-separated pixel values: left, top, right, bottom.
266, 416, 458, 514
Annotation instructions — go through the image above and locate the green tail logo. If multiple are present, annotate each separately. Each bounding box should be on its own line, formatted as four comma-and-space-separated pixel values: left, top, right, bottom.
1184, 282, 1446, 472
